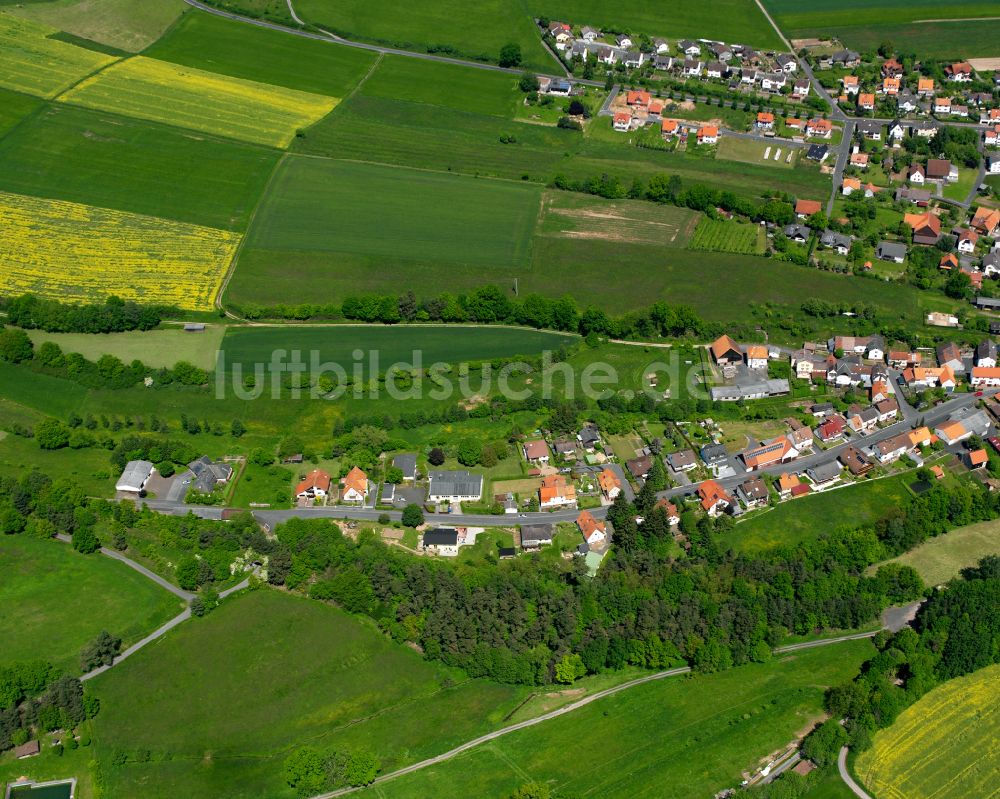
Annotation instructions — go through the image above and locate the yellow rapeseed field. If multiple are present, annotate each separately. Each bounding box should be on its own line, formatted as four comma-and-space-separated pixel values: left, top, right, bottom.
0, 191, 240, 311
856, 663, 1000, 799
59, 56, 339, 147
0, 12, 118, 99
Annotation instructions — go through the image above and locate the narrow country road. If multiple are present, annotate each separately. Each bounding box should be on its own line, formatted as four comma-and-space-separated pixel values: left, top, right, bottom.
838, 747, 876, 799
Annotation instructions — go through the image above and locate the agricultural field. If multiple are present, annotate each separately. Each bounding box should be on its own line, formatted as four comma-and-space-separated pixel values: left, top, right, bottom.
0, 535, 182, 673
727, 475, 913, 553
4, 0, 186, 52
535, 190, 699, 247
874, 517, 1000, 586
60, 56, 338, 147
228, 157, 541, 305
0, 87, 42, 138
220, 325, 575, 378
764, 0, 1000, 59
718, 136, 799, 170
377, 640, 874, 799
90, 589, 533, 799
144, 10, 377, 97
26, 327, 228, 371
0, 191, 240, 310
0, 13, 118, 99
689, 217, 766, 254
856, 663, 1000, 799
0, 105, 280, 230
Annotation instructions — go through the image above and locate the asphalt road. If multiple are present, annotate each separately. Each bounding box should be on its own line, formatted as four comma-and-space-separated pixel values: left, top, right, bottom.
838, 746, 876, 799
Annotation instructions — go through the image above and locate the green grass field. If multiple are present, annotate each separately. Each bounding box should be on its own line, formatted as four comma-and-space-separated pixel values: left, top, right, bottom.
764, 0, 1000, 58
377, 640, 873, 799
26, 327, 227, 371
718, 136, 798, 170
0, 105, 280, 230
728, 476, 913, 553
144, 9, 378, 97
4, 0, 186, 52
0, 87, 42, 139
90, 588, 533, 799
0, 535, 182, 673
875, 518, 1000, 586
220, 325, 575, 376
856, 663, 1000, 799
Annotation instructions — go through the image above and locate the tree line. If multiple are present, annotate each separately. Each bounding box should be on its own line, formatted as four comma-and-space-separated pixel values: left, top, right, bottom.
0, 294, 171, 334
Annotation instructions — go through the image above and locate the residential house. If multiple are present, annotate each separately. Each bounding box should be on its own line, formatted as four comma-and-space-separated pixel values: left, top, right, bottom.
679, 40, 701, 57
842, 177, 862, 195
882, 76, 901, 95
807, 144, 830, 162
705, 61, 726, 79
795, 198, 822, 218
877, 241, 907, 263
784, 223, 811, 243
842, 75, 859, 95
857, 119, 882, 139
539, 474, 577, 509
909, 427, 933, 449
623, 50, 645, 68
937, 341, 965, 373
341, 466, 369, 503
945, 61, 974, 82
697, 479, 734, 517
917, 77, 935, 96
116, 460, 154, 494
985, 126, 1000, 146
793, 79, 810, 96
961, 264, 984, 291
710, 334, 743, 365
848, 405, 880, 435
578, 424, 601, 451
926, 159, 957, 182
934, 97, 952, 115
652, 37, 669, 53
626, 454, 654, 481
187, 456, 233, 494
577, 510, 607, 546
966, 449, 989, 470
985, 252, 1000, 277
661, 118, 679, 138
654, 55, 674, 70
760, 72, 786, 92
13, 740, 40, 759
970, 367, 1000, 388
806, 118, 833, 138
988, 154, 1000, 174
807, 460, 842, 490
820, 230, 852, 255
831, 49, 860, 67
896, 187, 932, 205
896, 91, 919, 113
553, 439, 577, 459
710, 42, 733, 61
958, 229, 979, 254
776, 53, 797, 73
700, 443, 730, 470
392, 453, 417, 481
858, 93, 876, 111
817, 414, 847, 442
756, 111, 775, 130
839, 446, 873, 476
523, 439, 550, 463
980, 108, 1000, 125
654, 498, 680, 525
875, 432, 911, 464
745, 344, 769, 369
972, 206, 1000, 236
737, 477, 770, 509
520, 523, 554, 550
905, 211, 941, 245
580, 26, 599, 42
888, 350, 920, 368
786, 117, 806, 133
626, 90, 651, 107
882, 58, 903, 78
876, 397, 900, 423
295, 469, 332, 501
697, 125, 718, 144
422, 528, 459, 556
683, 58, 703, 77
850, 151, 869, 168
888, 119, 906, 142
935, 419, 973, 445
668, 449, 697, 472
811, 402, 835, 417
615, 33, 633, 48
597, 467, 622, 500
908, 164, 925, 184
909, 120, 938, 138
742, 437, 797, 469
777, 472, 801, 497
427, 470, 484, 503
740, 68, 758, 85
613, 111, 633, 132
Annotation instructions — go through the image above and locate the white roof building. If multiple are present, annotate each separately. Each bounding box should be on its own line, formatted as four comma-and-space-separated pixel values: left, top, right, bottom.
116, 460, 154, 493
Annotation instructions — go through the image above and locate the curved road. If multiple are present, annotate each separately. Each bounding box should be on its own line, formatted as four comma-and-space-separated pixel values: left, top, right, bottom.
838, 747, 876, 799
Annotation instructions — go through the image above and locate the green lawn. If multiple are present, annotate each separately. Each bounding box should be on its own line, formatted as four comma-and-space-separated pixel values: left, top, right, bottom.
144, 9, 378, 97
0, 104, 280, 231
942, 168, 976, 202
0, 86, 42, 139
728, 475, 913, 553
26, 327, 227, 371
763, 0, 1000, 59
0, 433, 117, 495
0, 535, 182, 673
90, 588, 533, 799
3, 0, 185, 52
718, 136, 799, 170
874, 517, 1000, 586
376, 640, 874, 799
0, 360, 89, 417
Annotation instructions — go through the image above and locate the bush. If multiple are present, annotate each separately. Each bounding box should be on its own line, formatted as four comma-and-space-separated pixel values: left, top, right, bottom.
401, 504, 424, 528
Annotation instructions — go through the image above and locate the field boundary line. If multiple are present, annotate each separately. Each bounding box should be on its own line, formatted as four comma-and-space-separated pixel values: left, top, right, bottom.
0, 93, 52, 146
48, 53, 130, 104
217, 151, 289, 315
290, 151, 549, 186
340, 51, 382, 104
911, 15, 1000, 23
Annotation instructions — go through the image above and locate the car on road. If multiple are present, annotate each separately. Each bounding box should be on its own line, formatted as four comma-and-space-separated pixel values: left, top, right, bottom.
989, 437, 1000, 454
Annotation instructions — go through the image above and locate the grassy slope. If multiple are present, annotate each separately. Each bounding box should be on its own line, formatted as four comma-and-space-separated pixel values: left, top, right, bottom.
91, 589, 532, 799
727, 475, 912, 554
4, 0, 186, 52
144, 9, 377, 97
856, 663, 1000, 799
0, 535, 182, 672
378, 640, 874, 799
26, 327, 227, 371
874, 517, 1000, 586
220, 325, 575, 375
0, 87, 42, 138
0, 104, 280, 231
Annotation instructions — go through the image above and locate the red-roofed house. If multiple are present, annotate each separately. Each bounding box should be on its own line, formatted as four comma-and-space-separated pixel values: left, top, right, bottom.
697, 125, 719, 144
577, 510, 607, 545
697, 479, 733, 516
540, 474, 577, 509
296, 469, 332, 501
613, 111, 632, 132
341, 466, 369, 503
523, 440, 550, 463
795, 199, 822, 218
626, 90, 651, 107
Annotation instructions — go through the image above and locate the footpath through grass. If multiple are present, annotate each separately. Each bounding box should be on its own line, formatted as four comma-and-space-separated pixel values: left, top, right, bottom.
0, 535, 182, 673
377, 639, 874, 799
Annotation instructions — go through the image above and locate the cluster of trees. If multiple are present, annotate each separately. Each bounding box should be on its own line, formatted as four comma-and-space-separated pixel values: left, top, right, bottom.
0, 659, 98, 754
0, 294, 170, 334
901, 126, 982, 169
822, 557, 1000, 755
283, 745, 380, 796
0, 328, 208, 390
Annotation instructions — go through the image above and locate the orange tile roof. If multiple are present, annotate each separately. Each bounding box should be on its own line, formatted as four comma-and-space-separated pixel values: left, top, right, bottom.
971, 206, 1000, 233
710, 334, 741, 360
523, 440, 549, 459
918, 78, 934, 91
757, 112, 774, 123
745, 344, 768, 360
697, 479, 731, 512
939, 253, 959, 269
843, 75, 858, 86
698, 125, 719, 137
598, 468, 621, 493
843, 177, 861, 190
778, 473, 800, 492
342, 466, 368, 495
626, 90, 651, 106
936, 420, 965, 441
968, 449, 988, 466
795, 199, 822, 215
613, 111, 631, 124
296, 469, 331, 495
661, 118, 678, 133
577, 510, 605, 539
859, 92, 875, 106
